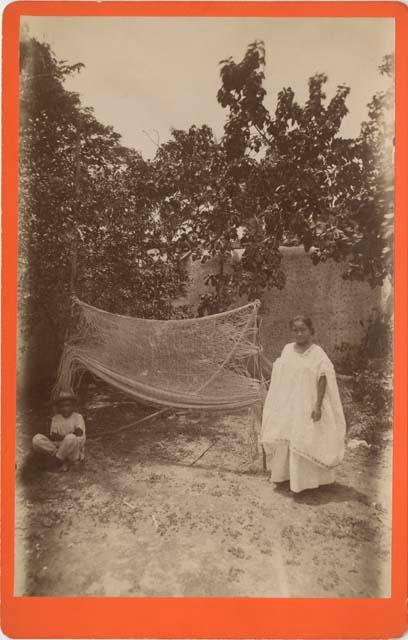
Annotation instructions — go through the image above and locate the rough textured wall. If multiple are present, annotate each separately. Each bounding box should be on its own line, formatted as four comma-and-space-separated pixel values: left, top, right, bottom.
179, 246, 389, 364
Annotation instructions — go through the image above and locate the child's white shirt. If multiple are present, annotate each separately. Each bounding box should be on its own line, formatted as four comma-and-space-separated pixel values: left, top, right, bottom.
50, 412, 86, 439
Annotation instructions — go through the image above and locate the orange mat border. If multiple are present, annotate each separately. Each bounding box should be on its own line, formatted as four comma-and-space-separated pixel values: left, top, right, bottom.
2, 2, 407, 637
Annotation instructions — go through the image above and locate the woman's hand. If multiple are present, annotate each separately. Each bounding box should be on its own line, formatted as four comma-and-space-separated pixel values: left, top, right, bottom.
311, 406, 322, 422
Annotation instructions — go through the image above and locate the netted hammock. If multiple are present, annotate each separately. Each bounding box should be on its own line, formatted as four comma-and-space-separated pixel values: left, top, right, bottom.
54, 297, 264, 411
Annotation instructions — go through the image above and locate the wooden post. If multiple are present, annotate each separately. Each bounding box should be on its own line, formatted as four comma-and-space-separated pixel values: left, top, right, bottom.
262, 445, 267, 472
217, 251, 224, 305
64, 124, 81, 348
70, 124, 81, 295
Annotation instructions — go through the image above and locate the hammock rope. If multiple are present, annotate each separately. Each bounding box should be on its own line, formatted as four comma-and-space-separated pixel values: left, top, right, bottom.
54, 297, 264, 412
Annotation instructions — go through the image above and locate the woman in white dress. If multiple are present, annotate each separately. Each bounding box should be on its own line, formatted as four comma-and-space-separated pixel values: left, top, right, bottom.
260, 316, 346, 493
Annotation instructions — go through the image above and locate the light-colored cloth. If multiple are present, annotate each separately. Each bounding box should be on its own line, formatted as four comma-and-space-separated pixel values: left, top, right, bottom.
261, 343, 346, 486
32, 412, 86, 462
50, 412, 86, 439
32, 433, 85, 462
267, 441, 335, 493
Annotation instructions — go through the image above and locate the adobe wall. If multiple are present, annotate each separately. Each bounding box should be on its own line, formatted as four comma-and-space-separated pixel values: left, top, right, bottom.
179, 246, 390, 364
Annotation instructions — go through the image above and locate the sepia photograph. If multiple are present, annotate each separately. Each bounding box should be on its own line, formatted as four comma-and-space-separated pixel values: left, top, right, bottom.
15, 15, 394, 599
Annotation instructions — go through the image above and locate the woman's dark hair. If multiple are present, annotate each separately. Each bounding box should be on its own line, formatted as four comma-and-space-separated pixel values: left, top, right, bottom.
289, 315, 315, 335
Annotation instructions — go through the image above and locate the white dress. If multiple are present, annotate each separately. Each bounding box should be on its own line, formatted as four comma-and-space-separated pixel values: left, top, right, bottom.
260, 343, 346, 493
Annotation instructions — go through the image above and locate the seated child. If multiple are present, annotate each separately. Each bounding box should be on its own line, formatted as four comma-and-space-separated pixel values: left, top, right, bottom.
32, 391, 86, 469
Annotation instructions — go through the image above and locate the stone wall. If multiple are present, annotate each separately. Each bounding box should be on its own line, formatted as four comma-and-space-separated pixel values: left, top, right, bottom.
179, 246, 390, 364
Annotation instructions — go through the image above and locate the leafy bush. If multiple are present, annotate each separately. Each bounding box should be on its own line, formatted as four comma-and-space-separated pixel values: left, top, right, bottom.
353, 361, 393, 417
335, 310, 393, 420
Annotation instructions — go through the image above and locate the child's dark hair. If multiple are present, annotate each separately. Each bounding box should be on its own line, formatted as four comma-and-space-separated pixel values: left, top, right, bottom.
289, 315, 315, 335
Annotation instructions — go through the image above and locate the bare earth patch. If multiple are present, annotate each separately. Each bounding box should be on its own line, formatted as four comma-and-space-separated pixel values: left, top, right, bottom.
15, 391, 392, 598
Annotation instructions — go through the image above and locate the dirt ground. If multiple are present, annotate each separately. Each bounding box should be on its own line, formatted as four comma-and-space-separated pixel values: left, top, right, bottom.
14, 383, 392, 598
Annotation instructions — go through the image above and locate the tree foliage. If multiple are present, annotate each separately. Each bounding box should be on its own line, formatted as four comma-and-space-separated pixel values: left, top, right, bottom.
153, 42, 393, 312
19, 37, 188, 367
345, 54, 394, 284
216, 42, 394, 292
152, 124, 283, 313
19, 36, 394, 390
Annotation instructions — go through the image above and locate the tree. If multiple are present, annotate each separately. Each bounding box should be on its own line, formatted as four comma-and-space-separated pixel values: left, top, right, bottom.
153, 123, 285, 314
153, 125, 236, 312
170, 41, 356, 309
154, 42, 374, 312
19, 34, 394, 395
341, 54, 394, 285
19, 37, 188, 391
19, 37, 85, 345
216, 42, 394, 296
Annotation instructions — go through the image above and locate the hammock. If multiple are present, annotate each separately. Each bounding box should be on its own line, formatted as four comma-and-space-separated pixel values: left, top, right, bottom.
54, 297, 264, 411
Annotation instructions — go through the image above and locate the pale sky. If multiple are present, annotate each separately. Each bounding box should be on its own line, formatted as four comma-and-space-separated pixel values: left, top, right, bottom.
22, 17, 394, 158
